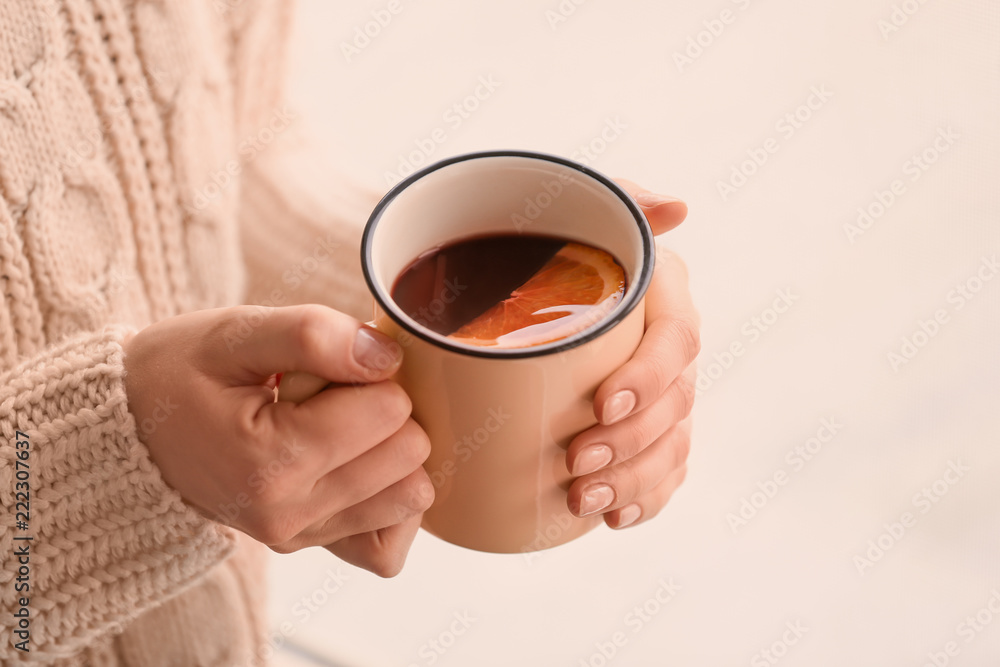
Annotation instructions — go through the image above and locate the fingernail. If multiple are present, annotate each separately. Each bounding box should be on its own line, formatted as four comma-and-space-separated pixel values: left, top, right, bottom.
353, 327, 402, 373
578, 483, 615, 516
634, 192, 681, 208
615, 504, 642, 529
572, 444, 613, 476
602, 390, 636, 425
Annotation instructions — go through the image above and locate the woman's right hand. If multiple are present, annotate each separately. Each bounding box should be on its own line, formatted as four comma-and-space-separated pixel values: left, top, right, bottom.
122, 304, 434, 577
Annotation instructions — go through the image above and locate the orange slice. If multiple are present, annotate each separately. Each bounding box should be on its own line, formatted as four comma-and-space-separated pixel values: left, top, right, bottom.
449, 242, 625, 348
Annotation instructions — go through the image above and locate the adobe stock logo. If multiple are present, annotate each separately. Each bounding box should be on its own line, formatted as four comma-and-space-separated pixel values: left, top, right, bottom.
920, 589, 1000, 667
877, 0, 934, 40
671, 0, 757, 73
750, 620, 809, 667
404, 611, 476, 667
511, 177, 570, 232
576, 578, 681, 667
255, 568, 351, 663
383, 75, 503, 186
189, 107, 296, 211
425, 407, 511, 490
726, 417, 844, 533
520, 511, 576, 563
853, 459, 969, 575
716, 86, 834, 202
887, 254, 998, 372
340, 0, 411, 63
695, 288, 799, 395
545, 0, 590, 31
843, 127, 959, 245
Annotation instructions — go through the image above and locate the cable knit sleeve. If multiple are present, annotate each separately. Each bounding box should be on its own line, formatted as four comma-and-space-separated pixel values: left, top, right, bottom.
0, 327, 234, 660
226, 0, 379, 322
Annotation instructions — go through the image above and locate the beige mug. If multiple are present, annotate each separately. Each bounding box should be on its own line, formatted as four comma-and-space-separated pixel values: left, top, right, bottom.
280, 150, 654, 554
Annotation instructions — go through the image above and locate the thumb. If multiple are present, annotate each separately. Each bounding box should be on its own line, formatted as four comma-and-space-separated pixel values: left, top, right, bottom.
614, 178, 688, 235
222, 304, 402, 386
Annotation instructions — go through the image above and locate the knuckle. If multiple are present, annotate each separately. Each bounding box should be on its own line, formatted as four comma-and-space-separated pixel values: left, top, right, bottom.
250, 467, 295, 507
372, 562, 402, 578
368, 549, 405, 578
399, 421, 432, 466
669, 317, 702, 362
375, 382, 413, 425
611, 458, 646, 502
200, 307, 245, 361
267, 540, 298, 555
403, 472, 435, 512
675, 463, 689, 486
415, 488, 435, 513
292, 305, 333, 361
391, 501, 418, 524
646, 466, 689, 520
626, 460, 649, 497
246, 514, 299, 546
673, 431, 692, 466
668, 373, 697, 421
234, 403, 270, 447
642, 356, 674, 399
253, 480, 285, 508
624, 415, 651, 454
643, 502, 665, 522
233, 410, 257, 443
676, 415, 694, 439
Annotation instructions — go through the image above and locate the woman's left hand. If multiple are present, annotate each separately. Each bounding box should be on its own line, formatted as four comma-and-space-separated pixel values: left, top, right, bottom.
566, 180, 700, 529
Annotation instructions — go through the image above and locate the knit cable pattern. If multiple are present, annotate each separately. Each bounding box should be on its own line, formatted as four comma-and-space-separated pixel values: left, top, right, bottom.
0, 0, 370, 662
0, 327, 235, 661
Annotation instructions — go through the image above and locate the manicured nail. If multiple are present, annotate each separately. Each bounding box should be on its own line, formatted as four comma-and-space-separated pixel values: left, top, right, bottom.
572, 444, 613, 476
602, 390, 636, 425
615, 504, 642, 529
578, 484, 615, 516
634, 192, 681, 208
353, 327, 401, 373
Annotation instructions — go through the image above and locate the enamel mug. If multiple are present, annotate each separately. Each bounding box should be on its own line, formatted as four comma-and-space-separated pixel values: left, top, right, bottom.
282, 151, 654, 554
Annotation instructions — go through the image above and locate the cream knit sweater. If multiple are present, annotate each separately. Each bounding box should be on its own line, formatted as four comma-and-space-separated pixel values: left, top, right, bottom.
1, 1, 376, 664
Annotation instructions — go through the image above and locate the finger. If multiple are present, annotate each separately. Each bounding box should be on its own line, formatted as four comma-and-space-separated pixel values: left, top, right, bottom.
594, 250, 700, 426
567, 417, 691, 518
214, 304, 402, 385
567, 364, 696, 476
324, 513, 424, 578
303, 418, 432, 521
614, 178, 688, 235
604, 463, 688, 530
273, 467, 434, 552
262, 381, 413, 477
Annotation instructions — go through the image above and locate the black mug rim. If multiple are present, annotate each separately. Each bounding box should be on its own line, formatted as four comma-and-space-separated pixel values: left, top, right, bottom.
360, 149, 655, 360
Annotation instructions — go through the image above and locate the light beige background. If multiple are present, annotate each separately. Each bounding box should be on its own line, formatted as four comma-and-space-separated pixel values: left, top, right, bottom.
268, 1, 1000, 665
